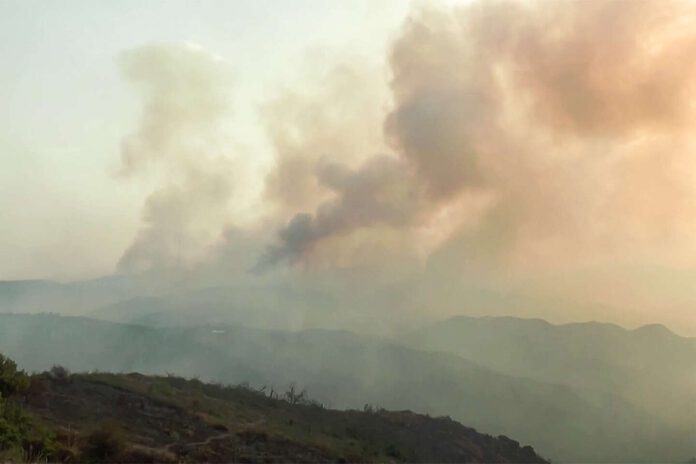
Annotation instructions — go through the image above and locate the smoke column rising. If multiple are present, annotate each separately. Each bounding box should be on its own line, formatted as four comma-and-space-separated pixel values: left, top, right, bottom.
114, 1, 696, 332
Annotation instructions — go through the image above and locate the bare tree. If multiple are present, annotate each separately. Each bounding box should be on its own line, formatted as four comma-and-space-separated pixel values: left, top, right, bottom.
284, 383, 306, 405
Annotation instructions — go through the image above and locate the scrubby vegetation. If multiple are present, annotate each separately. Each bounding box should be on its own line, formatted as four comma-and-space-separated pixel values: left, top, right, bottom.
0, 352, 547, 463
0, 354, 59, 462
0, 355, 29, 398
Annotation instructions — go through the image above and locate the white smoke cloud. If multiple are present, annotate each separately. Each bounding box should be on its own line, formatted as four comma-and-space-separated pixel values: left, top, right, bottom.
117, 42, 247, 273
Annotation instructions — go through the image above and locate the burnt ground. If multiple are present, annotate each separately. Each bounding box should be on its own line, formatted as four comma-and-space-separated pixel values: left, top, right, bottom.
23, 372, 548, 463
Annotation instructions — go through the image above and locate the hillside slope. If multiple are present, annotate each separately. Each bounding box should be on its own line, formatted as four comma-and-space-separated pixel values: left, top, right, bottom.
19, 370, 547, 463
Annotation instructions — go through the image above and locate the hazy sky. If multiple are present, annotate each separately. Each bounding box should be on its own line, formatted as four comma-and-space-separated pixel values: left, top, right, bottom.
3, 0, 696, 333
0, 0, 425, 279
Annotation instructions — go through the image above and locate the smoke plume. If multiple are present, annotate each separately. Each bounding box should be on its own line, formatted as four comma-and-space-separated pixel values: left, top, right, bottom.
264, 0, 696, 272
117, 43, 244, 272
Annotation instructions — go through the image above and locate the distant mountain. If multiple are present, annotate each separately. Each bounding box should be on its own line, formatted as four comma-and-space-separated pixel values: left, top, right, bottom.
89, 288, 321, 331
0, 277, 427, 335
403, 315, 696, 458
0, 276, 146, 315
90, 283, 427, 335
403, 315, 696, 420
0, 313, 690, 462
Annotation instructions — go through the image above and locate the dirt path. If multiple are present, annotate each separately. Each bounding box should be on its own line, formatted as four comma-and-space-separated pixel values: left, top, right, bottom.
158, 418, 268, 453
175, 432, 233, 449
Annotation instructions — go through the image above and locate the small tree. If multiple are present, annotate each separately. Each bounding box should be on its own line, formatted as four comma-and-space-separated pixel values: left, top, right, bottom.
49, 365, 70, 380
284, 384, 306, 405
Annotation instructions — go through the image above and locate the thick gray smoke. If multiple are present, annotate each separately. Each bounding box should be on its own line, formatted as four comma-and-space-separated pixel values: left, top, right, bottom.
259, 156, 422, 267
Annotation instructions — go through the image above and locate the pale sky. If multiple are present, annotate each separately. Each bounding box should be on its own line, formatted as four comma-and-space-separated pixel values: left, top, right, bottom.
0, 0, 433, 280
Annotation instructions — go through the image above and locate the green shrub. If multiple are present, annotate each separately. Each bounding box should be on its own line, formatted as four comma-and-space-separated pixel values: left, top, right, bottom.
0, 396, 57, 461
83, 420, 128, 462
0, 353, 59, 461
0, 354, 29, 398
